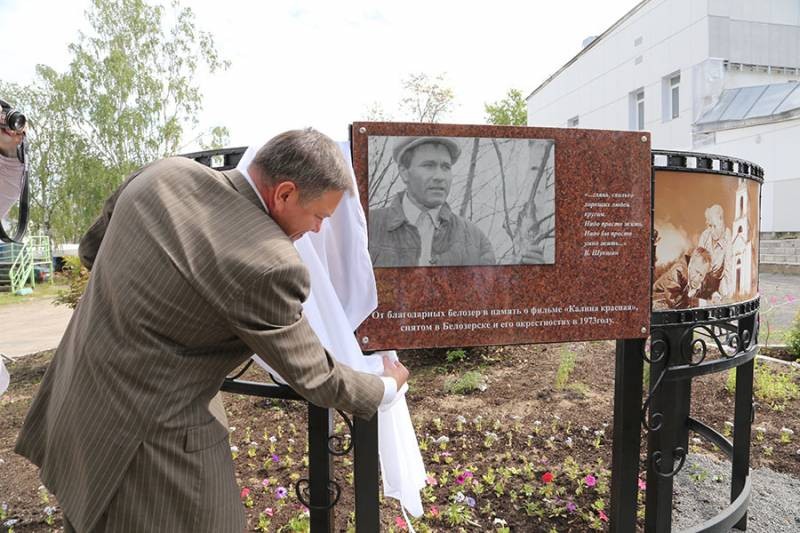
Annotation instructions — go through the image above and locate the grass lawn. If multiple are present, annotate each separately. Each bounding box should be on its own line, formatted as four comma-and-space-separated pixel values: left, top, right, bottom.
0, 282, 69, 306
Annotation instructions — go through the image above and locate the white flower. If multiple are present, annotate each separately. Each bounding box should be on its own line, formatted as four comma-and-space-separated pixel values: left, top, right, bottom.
434, 436, 450, 444
454, 491, 465, 503
581, 426, 590, 432
44, 506, 56, 516
756, 426, 767, 433
692, 437, 702, 445
594, 430, 604, 437
493, 518, 508, 525
456, 415, 466, 424
229, 426, 236, 432
250, 441, 258, 447
780, 427, 794, 435
269, 436, 277, 443
533, 420, 542, 426
724, 421, 734, 428
484, 431, 499, 440
230, 446, 239, 453
565, 437, 573, 447
4, 519, 19, 527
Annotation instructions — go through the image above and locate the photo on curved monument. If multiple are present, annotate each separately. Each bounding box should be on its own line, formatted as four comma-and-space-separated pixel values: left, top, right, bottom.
652, 171, 760, 310
366, 135, 556, 268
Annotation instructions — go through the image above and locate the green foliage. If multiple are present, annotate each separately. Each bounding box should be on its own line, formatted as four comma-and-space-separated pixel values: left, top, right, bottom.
1, 0, 229, 242
485, 89, 528, 126
753, 362, 800, 410
53, 256, 90, 309
554, 350, 577, 390
445, 348, 467, 364
786, 311, 800, 357
400, 72, 455, 123
444, 370, 486, 395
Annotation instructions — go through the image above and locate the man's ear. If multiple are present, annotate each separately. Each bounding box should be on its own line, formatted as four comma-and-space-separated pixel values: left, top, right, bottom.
271, 181, 298, 212
398, 166, 409, 184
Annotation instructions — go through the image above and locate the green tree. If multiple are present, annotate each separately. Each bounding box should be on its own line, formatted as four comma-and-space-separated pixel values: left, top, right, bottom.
484, 89, 528, 126
2, 0, 229, 242
400, 72, 455, 123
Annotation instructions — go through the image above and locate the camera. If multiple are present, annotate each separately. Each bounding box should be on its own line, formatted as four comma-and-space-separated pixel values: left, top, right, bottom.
0, 98, 26, 133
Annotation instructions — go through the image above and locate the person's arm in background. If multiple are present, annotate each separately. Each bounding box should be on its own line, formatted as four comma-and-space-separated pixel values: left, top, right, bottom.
0, 126, 25, 219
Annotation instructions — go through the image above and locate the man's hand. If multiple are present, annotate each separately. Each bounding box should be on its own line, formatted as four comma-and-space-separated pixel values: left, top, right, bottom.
520, 242, 545, 264
382, 355, 409, 390
0, 127, 24, 158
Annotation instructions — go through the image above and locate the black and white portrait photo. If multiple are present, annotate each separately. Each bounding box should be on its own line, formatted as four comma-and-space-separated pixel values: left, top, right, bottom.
367, 135, 556, 268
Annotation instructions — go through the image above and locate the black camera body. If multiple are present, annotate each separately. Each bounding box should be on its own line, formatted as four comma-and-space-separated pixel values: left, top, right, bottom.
0, 98, 26, 133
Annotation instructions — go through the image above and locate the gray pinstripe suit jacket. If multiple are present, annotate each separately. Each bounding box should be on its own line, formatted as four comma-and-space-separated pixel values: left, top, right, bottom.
15, 157, 384, 532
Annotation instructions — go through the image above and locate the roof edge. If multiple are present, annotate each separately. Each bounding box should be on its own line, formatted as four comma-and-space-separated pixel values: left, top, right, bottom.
526, 0, 653, 102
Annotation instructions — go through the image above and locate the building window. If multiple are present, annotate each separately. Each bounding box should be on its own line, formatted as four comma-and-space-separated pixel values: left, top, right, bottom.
630, 89, 645, 130
662, 72, 680, 121
670, 73, 680, 119
567, 115, 579, 128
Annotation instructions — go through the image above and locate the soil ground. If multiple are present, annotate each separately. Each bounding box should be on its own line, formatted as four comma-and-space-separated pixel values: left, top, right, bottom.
1, 340, 798, 532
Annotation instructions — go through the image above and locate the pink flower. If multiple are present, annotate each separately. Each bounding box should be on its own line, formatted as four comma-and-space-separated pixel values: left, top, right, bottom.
770, 296, 778, 305
275, 486, 288, 499
429, 505, 439, 517
599, 509, 609, 522
240, 487, 251, 499
584, 474, 597, 487
263, 507, 274, 517
787, 294, 796, 303
566, 501, 577, 513
456, 474, 466, 484
638, 478, 647, 491
541, 472, 554, 484
395, 516, 408, 530
426, 474, 438, 486
261, 478, 270, 487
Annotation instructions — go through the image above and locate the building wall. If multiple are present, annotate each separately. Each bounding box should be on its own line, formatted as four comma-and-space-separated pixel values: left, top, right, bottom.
526, 0, 800, 232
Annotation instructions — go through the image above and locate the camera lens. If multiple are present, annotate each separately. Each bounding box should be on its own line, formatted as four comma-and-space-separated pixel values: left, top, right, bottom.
5, 111, 26, 132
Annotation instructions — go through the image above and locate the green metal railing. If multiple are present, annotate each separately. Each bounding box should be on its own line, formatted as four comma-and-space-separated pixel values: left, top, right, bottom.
2, 235, 52, 293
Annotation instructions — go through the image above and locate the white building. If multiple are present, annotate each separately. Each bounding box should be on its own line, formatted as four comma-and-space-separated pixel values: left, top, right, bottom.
526, 0, 800, 234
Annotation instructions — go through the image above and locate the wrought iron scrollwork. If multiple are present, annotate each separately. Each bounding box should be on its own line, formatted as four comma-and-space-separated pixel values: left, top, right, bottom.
328, 410, 355, 456
641, 329, 670, 432
294, 479, 342, 510
651, 447, 687, 478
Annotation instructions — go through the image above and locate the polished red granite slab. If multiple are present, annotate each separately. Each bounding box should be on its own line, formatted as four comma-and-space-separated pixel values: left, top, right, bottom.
352, 122, 652, 350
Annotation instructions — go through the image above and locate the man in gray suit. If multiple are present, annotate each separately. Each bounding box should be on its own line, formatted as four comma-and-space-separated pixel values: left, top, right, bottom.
15, 129, 408, 532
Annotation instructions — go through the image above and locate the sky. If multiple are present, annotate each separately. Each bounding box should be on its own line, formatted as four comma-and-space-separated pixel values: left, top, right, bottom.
0, 0, 642, 149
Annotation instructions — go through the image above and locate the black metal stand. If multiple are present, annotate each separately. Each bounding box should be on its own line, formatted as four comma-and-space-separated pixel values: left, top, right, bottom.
642, 301, 758, 532
610, 338, 646, 533
220, 376, 379, 532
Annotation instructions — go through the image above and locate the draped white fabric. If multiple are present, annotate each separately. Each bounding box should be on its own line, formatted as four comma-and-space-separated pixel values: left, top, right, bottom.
236, 143, 426, 518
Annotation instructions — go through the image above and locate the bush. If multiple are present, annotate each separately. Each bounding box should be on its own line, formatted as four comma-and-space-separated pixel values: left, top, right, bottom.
786, 311, 800, 357
53, 256, 89, 309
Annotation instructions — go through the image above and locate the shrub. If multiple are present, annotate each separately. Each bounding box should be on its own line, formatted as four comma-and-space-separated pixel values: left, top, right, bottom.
53, 256, 89, 309
786, 311, 800, 358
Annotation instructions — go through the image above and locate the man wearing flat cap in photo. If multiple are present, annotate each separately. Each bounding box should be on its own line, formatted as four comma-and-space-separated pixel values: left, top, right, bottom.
369, 136, 495, 267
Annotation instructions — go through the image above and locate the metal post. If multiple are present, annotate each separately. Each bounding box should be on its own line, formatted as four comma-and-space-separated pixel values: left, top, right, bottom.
645, 326, 691, 533
353, 414, 380, 532
308, 404, 334, 533
732, 313, 755, 531
610, 338, 645, 533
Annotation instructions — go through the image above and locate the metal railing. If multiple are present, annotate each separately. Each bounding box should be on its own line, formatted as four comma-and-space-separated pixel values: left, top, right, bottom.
3, 235, 52, 293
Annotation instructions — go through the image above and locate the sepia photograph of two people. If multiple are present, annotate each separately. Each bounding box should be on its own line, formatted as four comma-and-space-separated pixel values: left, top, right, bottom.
367, 135, 556, 268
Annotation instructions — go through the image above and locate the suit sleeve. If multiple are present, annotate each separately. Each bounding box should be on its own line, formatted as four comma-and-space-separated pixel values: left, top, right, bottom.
226, 263, 384, 420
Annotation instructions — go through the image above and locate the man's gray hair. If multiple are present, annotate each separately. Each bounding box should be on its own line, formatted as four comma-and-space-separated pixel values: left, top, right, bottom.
250, 128, 353, 200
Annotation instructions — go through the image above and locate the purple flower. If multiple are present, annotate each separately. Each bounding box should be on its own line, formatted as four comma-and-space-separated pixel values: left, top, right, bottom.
566, 501, 577, 513
271, 454, 280, 463
465, 496, 476, 508
275, 486, 288, 499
